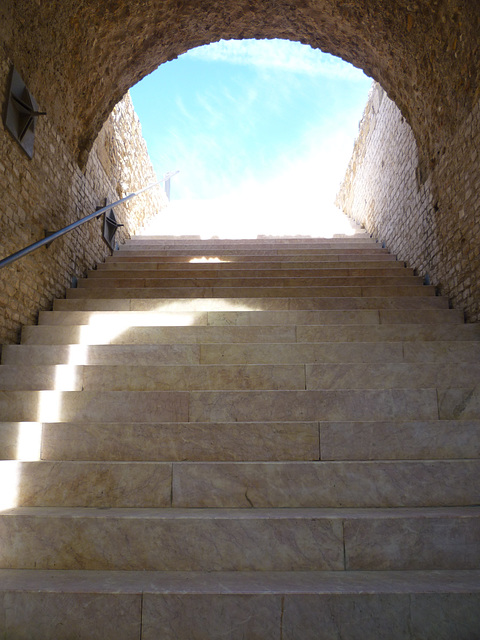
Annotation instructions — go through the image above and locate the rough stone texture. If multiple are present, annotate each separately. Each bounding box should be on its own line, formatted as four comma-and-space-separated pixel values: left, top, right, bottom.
0, 0, 478, 170
337, 83, 480, 322
0, 55, 168, 345
0, 0, 479, 337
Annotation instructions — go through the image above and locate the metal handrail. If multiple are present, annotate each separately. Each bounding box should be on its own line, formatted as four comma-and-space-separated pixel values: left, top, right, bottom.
0, 171, 179, 270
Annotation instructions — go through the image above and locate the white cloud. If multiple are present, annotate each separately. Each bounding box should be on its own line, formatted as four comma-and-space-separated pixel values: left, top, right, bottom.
185, 39, 365, 82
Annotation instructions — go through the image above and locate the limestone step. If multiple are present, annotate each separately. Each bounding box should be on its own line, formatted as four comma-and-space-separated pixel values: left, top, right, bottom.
115, 247, 392, 256
20, 324, 297, 346
53, 295, 450, 311
102, 258, 404, 270
5, 342, 480, 367
78, 275, 423, 289
0, 507, 478, 571
2, 361, 479, 391
0, 388, 466, 423
0, 363, 308, 391
40, 307, 465, 326
0, 569, 478, 640
1, 459, 479, 507
124, 237, 376, 245
0, 421, 320, 462
319, 420, 480, 460
108, 252, 398, 263
2, 419, 478, 462
93, 265, 414, 278
66, 285, 436, 299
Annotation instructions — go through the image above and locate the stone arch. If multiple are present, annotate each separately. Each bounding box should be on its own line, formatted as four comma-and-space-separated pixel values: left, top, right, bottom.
1, 0, 479, 170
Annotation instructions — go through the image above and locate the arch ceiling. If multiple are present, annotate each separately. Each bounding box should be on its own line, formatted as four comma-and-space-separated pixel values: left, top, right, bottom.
1, 0, 479, 168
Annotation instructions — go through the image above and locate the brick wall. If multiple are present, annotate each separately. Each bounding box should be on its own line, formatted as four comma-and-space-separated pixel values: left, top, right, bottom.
337, 83, 480, 322
0, 58, 168, 345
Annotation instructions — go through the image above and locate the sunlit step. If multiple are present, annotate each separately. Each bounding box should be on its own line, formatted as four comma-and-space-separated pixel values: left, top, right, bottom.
2, 362, 479, 392
94, 265, 413, 278
54, 295, 450, 312
102, 258, 405, 270
2, 419, 478, 462
21, 324, 296, 346
66, 285, 437, 299
108, 252, 398, 263
0, 421, 320, 462
116, 246, 391, 256
40, 308, 465, 327
0, 569, 478, 639
18, 325, 480, 353
125, 237, 376, 246
0, 388, 476, 423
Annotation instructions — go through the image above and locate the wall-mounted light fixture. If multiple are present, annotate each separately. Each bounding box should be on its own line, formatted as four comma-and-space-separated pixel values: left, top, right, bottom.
4, 67, 46, 158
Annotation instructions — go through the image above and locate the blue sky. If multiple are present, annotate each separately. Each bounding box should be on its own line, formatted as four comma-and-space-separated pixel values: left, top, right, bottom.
129, 39, 372, 237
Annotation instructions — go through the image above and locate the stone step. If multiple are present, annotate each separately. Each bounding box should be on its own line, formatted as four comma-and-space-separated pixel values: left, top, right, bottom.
102, 258, 404, 270
0, 421, 320, 462
79, 275, 423, 289
20, 324, 297, 346
0, 506, 478, 571
66, 284, 436, 299
0, 569, 478, 640
124, 237, 376, 246
2, 419, 477, 462
0, 363, 308, 391
0, 460, 478, 508
5, 341, 480, 367
2, 361, 479, 391
108, 253, 398, 263
53, 296, 450, 311
115, 247, 392, 255
0, 569, 480, 640
40, 307, 465, 326
94, 265, 413, 278
319, 420, 480, 460
0, 388, 466, 423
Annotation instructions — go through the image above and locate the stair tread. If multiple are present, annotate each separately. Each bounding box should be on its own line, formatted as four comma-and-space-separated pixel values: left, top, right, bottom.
0, 568, 479, 594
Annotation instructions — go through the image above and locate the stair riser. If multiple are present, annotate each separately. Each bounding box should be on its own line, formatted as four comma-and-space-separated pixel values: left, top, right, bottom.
21, 325, 297, 346
144, 591, 480, 640
5, 343, 480, 369
1, 460, 477, 508
40, 308, 464, 327
171, 460, 480, 509
66, 286, 435, 299
92, 267, 413, 278
2, 420, 478, 462
0, 422, 320, 462
320, 421, 480, 460
2, 577, 479, 640
109, 255, 399, 265
102, 259, 403, 270
78, 276, 422, 288
0, 511, 477, 571
1, 363, 479, 391
2, 388, 475, 422
114, 248, 391, 256
54, 296, 449, 311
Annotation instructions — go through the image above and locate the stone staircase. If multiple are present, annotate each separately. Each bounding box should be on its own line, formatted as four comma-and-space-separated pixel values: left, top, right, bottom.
0, 230, 479, 639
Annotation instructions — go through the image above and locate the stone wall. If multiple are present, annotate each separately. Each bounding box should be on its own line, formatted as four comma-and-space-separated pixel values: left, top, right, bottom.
0, 58, 168, 345
337, 83, 480, 323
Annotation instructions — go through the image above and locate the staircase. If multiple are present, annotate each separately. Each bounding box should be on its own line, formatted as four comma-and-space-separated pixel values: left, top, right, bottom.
0, 229, 479, 639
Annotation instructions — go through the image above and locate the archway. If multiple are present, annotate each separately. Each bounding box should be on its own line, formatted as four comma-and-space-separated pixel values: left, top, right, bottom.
2, 0, 478, 169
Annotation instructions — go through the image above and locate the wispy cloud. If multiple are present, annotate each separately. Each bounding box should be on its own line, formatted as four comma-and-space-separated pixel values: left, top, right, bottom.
185, 39, 365, 81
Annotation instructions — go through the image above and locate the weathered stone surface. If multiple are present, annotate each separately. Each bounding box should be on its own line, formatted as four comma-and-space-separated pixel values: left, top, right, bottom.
337, 83, 480, 323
